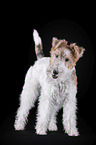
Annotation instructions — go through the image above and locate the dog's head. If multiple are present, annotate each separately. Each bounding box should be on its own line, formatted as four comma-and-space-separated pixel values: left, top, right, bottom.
47, 37, 85, 80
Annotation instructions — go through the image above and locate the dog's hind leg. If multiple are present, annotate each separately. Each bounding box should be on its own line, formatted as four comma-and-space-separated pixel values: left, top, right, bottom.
14, 66, 39, 130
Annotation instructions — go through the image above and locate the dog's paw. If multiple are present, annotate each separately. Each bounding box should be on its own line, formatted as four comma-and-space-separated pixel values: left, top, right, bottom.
14, 121, 25, 130
35, 122, 47, 135
48, 123, 58, 131
66, 129, 79, 136
36, 128, 47, 135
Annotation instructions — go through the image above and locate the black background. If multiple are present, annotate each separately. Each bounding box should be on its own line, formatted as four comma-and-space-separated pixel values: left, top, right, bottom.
1, 3, 96, 145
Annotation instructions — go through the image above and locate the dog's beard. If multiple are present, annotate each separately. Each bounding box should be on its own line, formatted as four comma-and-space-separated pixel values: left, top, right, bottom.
46, 63, 73, 83
46, 65, 65, 81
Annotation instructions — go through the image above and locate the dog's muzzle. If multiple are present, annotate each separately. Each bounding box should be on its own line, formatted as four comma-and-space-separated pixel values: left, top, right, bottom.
52, 70, 59, 79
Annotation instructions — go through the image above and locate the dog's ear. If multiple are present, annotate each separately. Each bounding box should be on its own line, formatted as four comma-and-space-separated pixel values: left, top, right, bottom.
52, 37, 59, 47
70, 43, 85, 60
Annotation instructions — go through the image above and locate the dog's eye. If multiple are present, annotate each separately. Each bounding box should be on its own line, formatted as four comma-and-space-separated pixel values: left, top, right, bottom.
65, 58, 69, 62
56, 55, 58, 58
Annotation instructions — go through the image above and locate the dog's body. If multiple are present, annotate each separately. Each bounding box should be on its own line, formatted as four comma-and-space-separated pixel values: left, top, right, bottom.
14, 30, 85, 136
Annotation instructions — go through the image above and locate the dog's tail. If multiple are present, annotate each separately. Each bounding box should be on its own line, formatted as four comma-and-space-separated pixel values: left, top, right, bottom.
33, 29, 44, 59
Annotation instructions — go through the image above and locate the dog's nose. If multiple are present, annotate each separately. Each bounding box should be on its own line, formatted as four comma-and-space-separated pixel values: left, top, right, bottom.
53, 70, 58, 75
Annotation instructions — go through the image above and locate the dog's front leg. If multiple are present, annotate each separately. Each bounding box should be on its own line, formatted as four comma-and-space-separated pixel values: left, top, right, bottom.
62, 85, 79, 136
35, 91, 52, 135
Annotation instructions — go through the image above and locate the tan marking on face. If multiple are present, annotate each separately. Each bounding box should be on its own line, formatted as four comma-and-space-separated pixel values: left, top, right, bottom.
50, 45, 77, 69
50, 39, 85, 69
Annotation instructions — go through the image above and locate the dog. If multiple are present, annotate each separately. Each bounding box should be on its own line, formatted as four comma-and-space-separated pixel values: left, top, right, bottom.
14, 29, 85, 136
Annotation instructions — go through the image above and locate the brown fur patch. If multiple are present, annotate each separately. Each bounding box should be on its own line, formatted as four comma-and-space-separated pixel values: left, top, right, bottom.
50, 38, 85, 69
70, 43, 85, 59
71, 70, 77, 86
51, 40, 68, 52
52, 38, 68, 48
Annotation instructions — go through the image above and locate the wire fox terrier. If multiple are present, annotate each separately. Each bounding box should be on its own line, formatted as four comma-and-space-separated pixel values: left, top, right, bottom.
14, 29, 85, 136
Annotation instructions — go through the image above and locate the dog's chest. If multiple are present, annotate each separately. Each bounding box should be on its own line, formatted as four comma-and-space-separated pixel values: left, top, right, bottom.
51, 81, 69, 105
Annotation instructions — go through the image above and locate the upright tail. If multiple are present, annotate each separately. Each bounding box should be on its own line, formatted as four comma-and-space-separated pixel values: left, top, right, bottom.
33, 29, 44, 59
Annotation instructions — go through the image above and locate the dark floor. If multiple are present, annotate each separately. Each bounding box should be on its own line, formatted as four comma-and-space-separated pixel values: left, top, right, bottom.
0, 110, 96, 145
